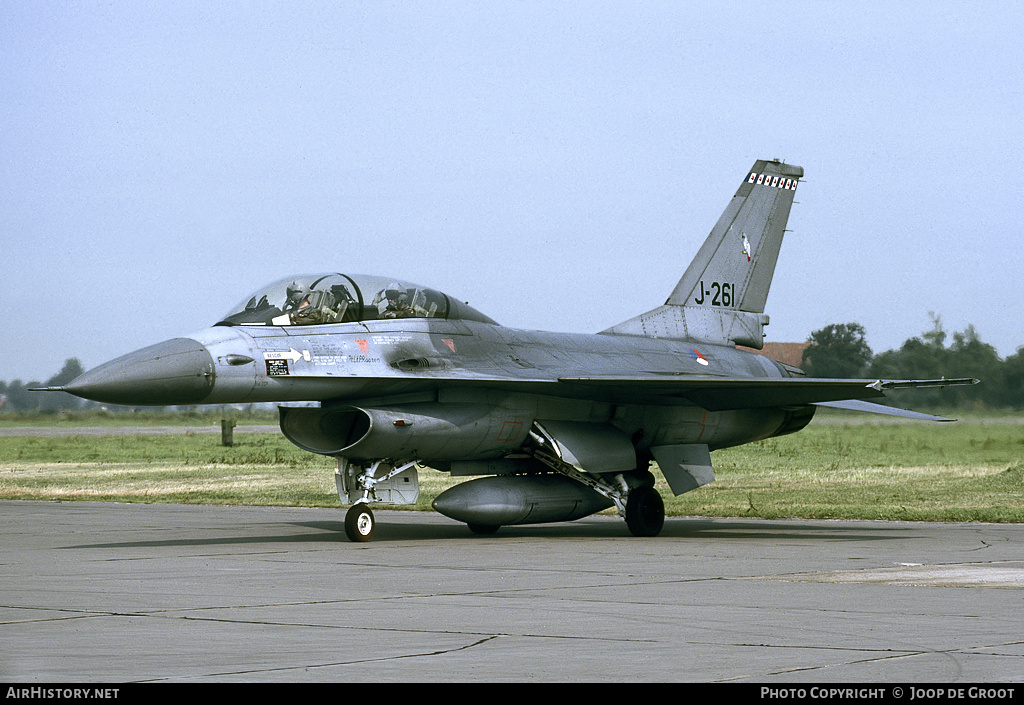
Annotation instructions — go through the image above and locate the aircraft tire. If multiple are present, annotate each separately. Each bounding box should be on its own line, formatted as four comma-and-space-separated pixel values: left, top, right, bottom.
345, 504, 375, 542
467, 523, 500, 535
625, 486, 665, 537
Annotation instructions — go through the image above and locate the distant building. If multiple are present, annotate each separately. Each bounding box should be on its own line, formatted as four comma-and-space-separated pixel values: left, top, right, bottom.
737, 342, 809, 369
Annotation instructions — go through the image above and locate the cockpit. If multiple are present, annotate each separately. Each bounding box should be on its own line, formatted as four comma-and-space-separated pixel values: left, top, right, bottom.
217, 273, 498, 327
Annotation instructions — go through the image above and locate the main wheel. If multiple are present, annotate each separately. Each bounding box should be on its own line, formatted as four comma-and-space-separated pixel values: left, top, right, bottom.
624, 486, 665, 537
344, 503, 375, 542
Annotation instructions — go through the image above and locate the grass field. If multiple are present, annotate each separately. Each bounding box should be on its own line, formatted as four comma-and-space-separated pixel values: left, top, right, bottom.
1, 412, 1021, 523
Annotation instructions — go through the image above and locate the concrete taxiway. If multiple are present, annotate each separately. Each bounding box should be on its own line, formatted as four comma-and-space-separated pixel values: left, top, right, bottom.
1, 500, 1022, 682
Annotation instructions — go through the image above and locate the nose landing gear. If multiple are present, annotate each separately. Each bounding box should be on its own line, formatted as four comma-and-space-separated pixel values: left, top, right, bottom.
344, 503, 376, 542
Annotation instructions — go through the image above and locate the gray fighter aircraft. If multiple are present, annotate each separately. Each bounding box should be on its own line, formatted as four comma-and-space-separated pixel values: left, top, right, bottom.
43, 160, 977, 541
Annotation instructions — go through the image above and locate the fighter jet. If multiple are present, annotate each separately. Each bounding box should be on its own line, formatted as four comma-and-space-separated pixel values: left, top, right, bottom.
42, 160, 977, 541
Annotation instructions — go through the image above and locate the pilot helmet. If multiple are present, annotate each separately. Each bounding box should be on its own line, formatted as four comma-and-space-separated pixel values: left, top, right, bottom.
385, 284, 407, 303
286, 281, 310, 305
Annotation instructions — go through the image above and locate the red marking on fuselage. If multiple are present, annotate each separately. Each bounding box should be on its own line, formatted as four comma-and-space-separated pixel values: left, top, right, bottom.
497, 421, 523, 442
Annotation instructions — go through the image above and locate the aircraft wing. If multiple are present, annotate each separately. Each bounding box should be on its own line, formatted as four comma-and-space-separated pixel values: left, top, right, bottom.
296, 370, 977, 419
554, 376, 979, 411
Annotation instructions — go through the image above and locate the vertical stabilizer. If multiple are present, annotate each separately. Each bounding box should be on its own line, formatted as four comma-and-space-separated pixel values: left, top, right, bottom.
603, 159, 802, 349
668, 159, 802, 313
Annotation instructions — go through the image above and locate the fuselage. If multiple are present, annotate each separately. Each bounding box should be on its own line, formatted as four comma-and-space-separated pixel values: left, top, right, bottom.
199, 317, 792, 403
64, 315, 811, 464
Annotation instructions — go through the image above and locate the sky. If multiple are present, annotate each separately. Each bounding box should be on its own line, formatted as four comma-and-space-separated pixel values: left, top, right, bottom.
3, 1, 1022, 383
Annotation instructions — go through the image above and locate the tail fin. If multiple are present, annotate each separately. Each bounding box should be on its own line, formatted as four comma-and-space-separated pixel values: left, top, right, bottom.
603, 159, 803, 349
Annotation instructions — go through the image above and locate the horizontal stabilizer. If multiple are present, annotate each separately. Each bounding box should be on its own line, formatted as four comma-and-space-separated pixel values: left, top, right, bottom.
815, 399, 955, 422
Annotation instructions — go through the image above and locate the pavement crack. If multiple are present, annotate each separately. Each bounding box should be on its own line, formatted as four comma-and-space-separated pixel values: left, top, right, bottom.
141, 635, 505, 681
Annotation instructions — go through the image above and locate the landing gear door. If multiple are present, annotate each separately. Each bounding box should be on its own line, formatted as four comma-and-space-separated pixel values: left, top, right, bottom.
533, 421, 636, 474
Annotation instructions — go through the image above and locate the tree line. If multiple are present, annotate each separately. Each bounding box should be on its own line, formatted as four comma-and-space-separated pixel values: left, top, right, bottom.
801, 318, 1023, 409
3, 319, 1022, 412
1, 359, 86, 413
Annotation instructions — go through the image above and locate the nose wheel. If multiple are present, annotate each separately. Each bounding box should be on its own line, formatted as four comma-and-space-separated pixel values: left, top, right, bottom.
344, 503, 375, 542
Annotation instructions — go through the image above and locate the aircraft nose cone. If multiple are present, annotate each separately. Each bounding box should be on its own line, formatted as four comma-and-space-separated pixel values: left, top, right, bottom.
63, 338, 215, 405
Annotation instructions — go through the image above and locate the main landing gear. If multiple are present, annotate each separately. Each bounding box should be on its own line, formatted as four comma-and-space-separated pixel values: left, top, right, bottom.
526, 440, 666, 538
624, 485, 665, 537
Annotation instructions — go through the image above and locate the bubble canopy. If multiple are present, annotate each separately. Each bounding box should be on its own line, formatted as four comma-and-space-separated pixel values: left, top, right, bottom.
217, 273, 497, 327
